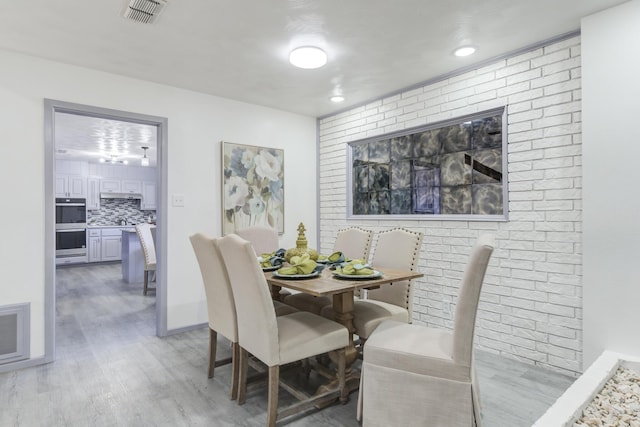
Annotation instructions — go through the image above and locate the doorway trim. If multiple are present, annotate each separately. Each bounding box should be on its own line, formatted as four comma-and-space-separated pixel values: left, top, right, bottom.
44, 99, 168, 362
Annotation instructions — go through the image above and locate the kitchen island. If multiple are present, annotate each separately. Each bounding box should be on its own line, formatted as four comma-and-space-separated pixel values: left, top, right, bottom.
121, 229, 144, 283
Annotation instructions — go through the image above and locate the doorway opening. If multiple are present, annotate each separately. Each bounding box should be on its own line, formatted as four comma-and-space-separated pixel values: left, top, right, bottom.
44, 99, 168, 363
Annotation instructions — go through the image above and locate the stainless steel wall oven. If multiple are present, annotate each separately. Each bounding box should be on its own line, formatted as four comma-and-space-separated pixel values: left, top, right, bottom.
55, 198, 87, 264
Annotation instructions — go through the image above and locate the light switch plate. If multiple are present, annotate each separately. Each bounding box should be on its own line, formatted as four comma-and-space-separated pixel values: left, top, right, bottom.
172, 193, 185, 207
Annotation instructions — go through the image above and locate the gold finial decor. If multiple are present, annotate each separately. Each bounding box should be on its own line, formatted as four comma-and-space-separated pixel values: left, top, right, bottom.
285, 222, 319, 262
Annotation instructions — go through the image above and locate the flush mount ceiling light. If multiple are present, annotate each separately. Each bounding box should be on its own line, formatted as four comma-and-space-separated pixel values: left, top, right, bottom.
330, 95, 345, 103
141, 146, 150, 167
289, 46, 327, 69
100, 155, 128, 165
454, 46, 476, 57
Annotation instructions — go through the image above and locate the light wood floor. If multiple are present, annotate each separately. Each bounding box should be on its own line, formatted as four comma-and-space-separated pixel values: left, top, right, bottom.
0, 263, 576, 426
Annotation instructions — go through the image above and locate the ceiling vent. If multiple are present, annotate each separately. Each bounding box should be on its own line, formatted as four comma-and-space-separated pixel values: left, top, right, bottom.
122, 0, 167, 24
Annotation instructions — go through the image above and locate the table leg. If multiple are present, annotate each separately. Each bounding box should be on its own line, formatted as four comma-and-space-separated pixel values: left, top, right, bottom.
330, 291, 358, 368
315, 290, 360, 403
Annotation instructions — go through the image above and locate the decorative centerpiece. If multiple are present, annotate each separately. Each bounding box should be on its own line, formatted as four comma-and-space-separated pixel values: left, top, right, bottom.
284, 222, 319, 263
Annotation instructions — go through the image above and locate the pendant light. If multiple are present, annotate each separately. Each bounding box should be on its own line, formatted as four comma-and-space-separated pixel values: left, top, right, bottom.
141, 146, 150, 167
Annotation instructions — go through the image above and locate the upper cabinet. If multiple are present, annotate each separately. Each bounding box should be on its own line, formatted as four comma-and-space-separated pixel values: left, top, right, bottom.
55, 160, 157, 210
55, 174, 86, 198
122, 180, 142, 194
141, 181, 157, 210
99, 179, 121, 193
87, 177, 100, 210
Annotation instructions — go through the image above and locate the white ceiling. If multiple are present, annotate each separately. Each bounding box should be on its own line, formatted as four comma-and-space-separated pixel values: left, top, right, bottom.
54, 113, 158, 167
0, 0, 628, 163
0, 0, 628, 118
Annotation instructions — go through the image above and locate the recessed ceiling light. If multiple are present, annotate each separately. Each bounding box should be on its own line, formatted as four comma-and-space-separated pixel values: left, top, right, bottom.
289, 46, 328, 69
330, 96, 345, 103
454, 46, 476, 57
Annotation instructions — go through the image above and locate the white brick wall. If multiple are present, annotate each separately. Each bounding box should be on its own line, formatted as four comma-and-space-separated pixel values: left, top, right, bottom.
317, 36, 583, 376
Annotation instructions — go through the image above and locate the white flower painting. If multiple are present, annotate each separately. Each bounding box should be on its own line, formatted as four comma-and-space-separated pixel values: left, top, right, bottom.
222, 142, 284, 234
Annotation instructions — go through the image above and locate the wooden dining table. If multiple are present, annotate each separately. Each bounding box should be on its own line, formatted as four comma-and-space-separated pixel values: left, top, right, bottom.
265, 266, 424, 394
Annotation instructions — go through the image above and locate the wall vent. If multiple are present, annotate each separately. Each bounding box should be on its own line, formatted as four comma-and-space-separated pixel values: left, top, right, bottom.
0, 303, 30, 365
122, 0, 167, 24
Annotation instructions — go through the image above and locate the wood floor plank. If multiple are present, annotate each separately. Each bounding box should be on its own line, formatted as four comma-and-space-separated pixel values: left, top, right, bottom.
0, 263, 577, 426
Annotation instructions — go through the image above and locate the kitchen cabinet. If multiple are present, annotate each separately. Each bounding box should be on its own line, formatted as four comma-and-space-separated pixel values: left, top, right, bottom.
122, 180, 142, 194
88, 229, 101, 262
86, 178, 100, 210
87, 227, 135, 262
101, 236, 122, 261
100, 179, 121, 193
56, 174, 86, 198
101, 228, 124, 261
141, 181, 157, 210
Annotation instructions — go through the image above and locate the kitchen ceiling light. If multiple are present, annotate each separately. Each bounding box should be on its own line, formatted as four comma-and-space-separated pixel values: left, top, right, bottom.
99, 155, 128, 165
289, 46, 327, 69
141, 146, 150, 167
330, 95, 345, 103
454, 46, 476, 57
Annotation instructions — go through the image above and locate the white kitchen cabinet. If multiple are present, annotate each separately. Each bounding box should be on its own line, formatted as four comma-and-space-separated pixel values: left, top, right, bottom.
100, 179, 121, 193
121, 180, 142, 194
101, 234, 122, 261
87, 229, 102, 262
141, 181, 157, 210
87, 227, 136, 262
86, 178, 100, 210
56, 174, 86, 198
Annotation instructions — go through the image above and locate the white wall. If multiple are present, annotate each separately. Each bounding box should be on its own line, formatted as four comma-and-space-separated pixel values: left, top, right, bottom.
582, 0, 640, 367
0, 49, 317, 359
319, 36, 583, 375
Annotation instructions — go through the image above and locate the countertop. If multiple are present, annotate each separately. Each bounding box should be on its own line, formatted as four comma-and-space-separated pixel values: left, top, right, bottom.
87, 223, 156, 228
87, 225, 136, 228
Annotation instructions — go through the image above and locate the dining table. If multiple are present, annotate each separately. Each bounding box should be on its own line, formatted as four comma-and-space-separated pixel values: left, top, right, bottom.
265, 266, 424, 395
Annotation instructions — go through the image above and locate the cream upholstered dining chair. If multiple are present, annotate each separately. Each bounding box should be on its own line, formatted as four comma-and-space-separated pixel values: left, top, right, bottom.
189, 233, 240, 399
189, 233, 297, 400
135, 223, 156, 296
283, 226, 374, 314
357, 234, 495, 427
235, 225, 291, 300
217, 234, 349, 427
320, 227, 423, 343
234, 225, 279, 255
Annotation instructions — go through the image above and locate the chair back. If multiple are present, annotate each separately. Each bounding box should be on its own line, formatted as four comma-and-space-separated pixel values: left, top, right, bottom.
234, 225, 279, 255
218, 234, 280, 366
135, 223, 156, 269
189, 233, 238, 342
368, 228, 423, 312
333, 227, 373, 262
452, 234, 495, 367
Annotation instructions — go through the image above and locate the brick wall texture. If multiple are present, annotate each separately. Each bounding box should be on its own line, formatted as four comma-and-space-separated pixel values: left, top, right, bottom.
317, 36, 582, 376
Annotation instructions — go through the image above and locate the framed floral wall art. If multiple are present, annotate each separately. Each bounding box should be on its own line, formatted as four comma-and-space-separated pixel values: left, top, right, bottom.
222, 141, 284, 234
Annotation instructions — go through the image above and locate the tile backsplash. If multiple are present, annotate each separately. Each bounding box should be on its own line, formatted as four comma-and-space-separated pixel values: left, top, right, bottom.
88, 198, 155, 226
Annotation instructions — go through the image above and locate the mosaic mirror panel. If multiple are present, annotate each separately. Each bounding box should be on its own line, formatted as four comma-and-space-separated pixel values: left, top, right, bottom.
350, 109, 505, 218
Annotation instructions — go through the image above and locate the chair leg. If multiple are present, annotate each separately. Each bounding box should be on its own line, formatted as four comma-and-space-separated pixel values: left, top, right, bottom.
471, 368, 483, 427
230, 342, 240, 401
208, 328, 217, 378
267, 365, 279, 427
237, 347, 249, 405
143, 270, 148, 296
